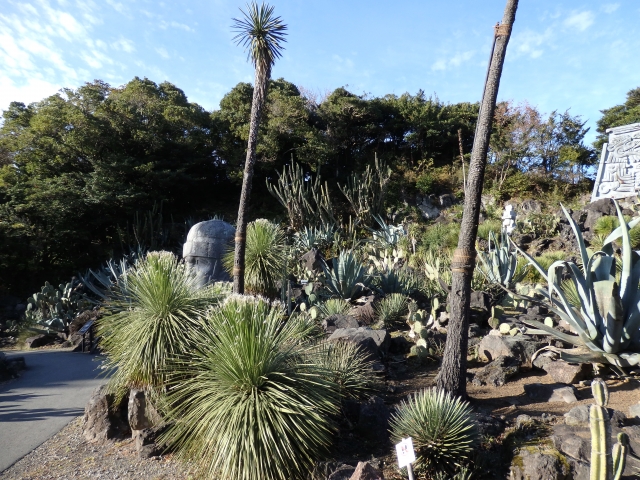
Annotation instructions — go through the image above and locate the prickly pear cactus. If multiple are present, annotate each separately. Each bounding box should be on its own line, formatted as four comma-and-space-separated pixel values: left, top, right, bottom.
23, 279, 89, 332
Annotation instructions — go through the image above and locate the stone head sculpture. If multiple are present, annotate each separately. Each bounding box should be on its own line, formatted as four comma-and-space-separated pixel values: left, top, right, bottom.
183, 219, 235, 287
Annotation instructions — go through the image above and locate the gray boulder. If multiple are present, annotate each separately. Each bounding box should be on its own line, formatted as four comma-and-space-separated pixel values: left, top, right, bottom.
348, 461, 384, 480
564, 405, 589, 427
128, 389, 162, 431
543, 359, 588, 385
478, 335, 544, 367
510, 449, 570, 480
322, 314, 359, 334
300, 248, 324, 274
25, 334, 55, 349
328, 464, 357, 480
472, 355, 520, 387
629, 403, 640, 419
328, 327, 390, 360
349, 295, 377, 325
83, 385, 129, 443
523, 383, 578, 403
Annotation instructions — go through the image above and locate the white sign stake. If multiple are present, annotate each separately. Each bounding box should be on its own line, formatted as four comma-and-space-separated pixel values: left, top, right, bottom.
395, 437, 416, 480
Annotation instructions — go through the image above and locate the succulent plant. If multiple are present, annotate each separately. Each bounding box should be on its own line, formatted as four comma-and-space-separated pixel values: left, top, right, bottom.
511, 201, 640, 370
24, 279, 90, 332
477, 231, 524, 288
390, 388, 478, 474
321, 250, 370, 300
375, 293, 409, 329
589, 378, 629, 480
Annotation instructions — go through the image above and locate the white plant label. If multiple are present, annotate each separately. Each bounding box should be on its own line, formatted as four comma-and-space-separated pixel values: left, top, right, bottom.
395, 437, 416, 468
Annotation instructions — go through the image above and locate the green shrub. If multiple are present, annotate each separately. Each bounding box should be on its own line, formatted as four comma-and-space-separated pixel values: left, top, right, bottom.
375, 293, 409, 329
476, 219, 502, 241
416, 172, 435, 195
522, 251, 566, 284
593, 215, 640, 249
310, 341, 375, 401
420, 223, 460, 252
390, 388, 478, 474
316, 298, 352, 319
162, 295, 338, 480
224, 219, 287, 296
98, 251, 226, 396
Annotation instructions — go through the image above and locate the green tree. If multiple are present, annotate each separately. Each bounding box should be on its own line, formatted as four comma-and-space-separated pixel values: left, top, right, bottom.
231, 1, 287, 294
595, 87, 640, 150
0, 78, 222, 293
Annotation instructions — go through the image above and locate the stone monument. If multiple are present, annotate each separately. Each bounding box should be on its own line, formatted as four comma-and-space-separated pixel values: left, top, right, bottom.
502, 204, 516, 235
591, 122, 640, 202
183, 219, 235, 286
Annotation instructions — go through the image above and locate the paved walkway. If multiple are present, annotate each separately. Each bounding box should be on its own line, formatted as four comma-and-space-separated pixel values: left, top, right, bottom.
0, 350, 106, 473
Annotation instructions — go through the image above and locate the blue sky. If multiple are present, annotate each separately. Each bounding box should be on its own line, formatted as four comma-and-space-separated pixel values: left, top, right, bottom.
1, 0, 639, 145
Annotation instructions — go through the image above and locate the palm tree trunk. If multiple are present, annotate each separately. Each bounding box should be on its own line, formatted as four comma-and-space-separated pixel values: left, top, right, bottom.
233, 65, 269, 294
436, 0, 518, 398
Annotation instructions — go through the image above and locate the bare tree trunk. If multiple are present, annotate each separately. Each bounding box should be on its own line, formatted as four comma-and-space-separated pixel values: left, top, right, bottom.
436, 0, 518, 398
233, 65, 269, 294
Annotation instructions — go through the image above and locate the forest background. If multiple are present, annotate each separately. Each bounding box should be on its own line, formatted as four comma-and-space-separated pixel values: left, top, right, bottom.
1, 76, 638, 296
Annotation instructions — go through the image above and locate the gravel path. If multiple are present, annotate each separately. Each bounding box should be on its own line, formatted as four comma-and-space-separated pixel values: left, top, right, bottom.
0, 417, 194, 480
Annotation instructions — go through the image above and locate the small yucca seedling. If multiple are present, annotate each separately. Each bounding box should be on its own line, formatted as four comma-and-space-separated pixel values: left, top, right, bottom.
390, 388, 478, 474
375, 293, 409, 329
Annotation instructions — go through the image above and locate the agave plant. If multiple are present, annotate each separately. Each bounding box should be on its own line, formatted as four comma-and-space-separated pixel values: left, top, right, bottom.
321, 250, 370, 300
161, 295, 338, 480
98, 251, 227, 397
476, 230, 524, 288
294, 224, 337, 252
367, 214, 405, 250
390, 388, 478, 474
512, 201, 640, 370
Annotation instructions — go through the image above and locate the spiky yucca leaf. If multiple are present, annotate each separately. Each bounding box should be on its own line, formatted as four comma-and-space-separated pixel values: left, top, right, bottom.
316, 298, 352, 319
390, 388, 478, 473
98, 251, 227, 397
308, 341, 375, 401
375, 293, 409, 329
224, 219, 287, 296
162, 295, 338, 480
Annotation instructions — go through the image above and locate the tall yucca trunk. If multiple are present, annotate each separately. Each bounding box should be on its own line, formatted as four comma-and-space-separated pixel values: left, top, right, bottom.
233, 63, 270, 294
436, 0, 519, 398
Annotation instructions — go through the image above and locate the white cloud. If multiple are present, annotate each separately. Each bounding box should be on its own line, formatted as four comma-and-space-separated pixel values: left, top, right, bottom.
112, 37, 135, 53
106, 0, 125, 13
431, 50, 475, 71
159, 20, 193, 32
602, 3, 620, 14
0, 74, 62, 111
511, 28, 553, 59
156, 47, 170, 59
564, 11, 595, 32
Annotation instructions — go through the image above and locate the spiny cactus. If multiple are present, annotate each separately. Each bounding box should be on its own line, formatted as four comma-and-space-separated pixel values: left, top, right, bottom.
589, 378, 628, 480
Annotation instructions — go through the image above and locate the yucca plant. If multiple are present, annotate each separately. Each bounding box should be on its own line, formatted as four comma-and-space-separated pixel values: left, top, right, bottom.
309, 341, 375, 401
512, 202, 640, 370
476, 230, 524, 289
224, 219, 287, 296
375, 293, 409, 329
97, 251, 227, 397
161, 295, 338, 480
321, 250, 370, 300
315, 298, 352, 319
390, 388, 478, 474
